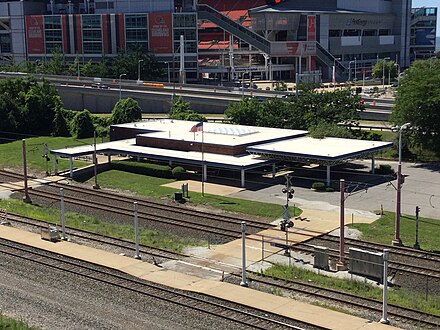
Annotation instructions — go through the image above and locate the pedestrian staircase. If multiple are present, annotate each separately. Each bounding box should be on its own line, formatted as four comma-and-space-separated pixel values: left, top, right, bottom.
197, 4, 271, 54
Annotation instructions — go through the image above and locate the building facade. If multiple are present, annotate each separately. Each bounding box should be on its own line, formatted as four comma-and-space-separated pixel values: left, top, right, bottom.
0, 0, 436, 82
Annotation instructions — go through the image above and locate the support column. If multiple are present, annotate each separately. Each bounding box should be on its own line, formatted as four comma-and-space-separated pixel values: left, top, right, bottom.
371, 156, 375, 174
53, 155, 58, 175
272, 163, 276, 178
326, 165, 331, 186
108, 154, 111, 163
169, 160, 173, 167
136, 156, 140, 162
241, 169, 245, 188
69, 157, 73, 178
203, 163, 207, 182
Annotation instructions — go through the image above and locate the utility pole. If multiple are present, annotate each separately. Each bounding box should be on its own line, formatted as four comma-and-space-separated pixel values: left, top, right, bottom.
22, 139, 31, 203
337, 179, 346, 270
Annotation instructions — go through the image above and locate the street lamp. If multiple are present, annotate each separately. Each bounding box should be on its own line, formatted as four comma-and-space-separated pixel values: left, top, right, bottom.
119, 73, 126, 99
137, 59, 144, 82
348, 61, 354, 83
35, 60, 40, 75
164, 61, 170, 83
382, 57, 390, 88
393, 122, 411, 246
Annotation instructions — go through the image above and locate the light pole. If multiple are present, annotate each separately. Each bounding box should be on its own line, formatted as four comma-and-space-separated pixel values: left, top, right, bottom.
119, 73, 126, 99
354, 58, 357, 83
382, 57, 390, 88
164, 61, 170, 83
35, 60, 40, 75
137, 59, 143, 82
348, 61, 354, 82
393, 122, 411, 246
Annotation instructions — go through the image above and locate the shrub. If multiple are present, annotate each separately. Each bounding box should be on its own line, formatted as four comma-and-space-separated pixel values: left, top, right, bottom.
172, 166, 187, 179
70, 109, 95, 138
111, 161, 173, 178
375, 164, 395, 175
325, 187, 335, 192
311, 182, 326, 191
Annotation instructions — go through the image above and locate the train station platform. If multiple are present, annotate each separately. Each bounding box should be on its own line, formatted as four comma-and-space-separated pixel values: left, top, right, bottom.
0, 225, 396, 330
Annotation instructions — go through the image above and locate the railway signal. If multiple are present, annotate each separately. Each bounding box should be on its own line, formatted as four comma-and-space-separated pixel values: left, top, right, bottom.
280, 174, 295, 256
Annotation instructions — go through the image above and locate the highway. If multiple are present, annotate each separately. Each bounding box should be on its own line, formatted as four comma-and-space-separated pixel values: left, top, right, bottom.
0, 72, 393, 119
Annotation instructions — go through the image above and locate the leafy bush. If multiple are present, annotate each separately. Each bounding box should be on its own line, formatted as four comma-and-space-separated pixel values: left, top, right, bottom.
111, 97, 142, 125
375, 164, 395, 175
111, 161, 174, 178
325, 187, 335, 192
52, 107, 70, 137
172, 166, 187, 180
311, 182, 326, 191
70, 109, 95, 138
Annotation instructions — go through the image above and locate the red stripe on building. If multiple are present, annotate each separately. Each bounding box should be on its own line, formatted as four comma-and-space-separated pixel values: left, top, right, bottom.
76, 15, 82, 54
61, 15, 69, 53
118, 14, 125, 52
102, 14, 109, 54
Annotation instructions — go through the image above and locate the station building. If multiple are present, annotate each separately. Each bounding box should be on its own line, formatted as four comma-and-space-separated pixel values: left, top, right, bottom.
50, 119, 392, 188
0, 0, 436, 82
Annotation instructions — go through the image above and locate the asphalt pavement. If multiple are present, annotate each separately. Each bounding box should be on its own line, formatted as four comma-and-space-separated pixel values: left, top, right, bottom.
230, 159, 440, 220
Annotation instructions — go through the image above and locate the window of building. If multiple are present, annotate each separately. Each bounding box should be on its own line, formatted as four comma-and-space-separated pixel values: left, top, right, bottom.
82, 15, 102, 54
95, 2, 114, 9
44, 16, 62, 54
329, 30, 341, 37
362, 29, 377, 37
125, 14, 148, 52
378, 29, 390, 36
343, 30, 360, 37
0, 34, 11, 53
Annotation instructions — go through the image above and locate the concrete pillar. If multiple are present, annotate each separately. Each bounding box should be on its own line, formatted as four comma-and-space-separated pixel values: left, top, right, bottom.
241, 169, 245, 188
53, 155, 58, 175
272, 163, 276, 178
169, 160, 173, 167
69, 157, 73, 178
108, 154, 111, 163
371, 156, 375, 174
136, 156, 140, 162
203, 163, 207, 181
326, 165, 331, 186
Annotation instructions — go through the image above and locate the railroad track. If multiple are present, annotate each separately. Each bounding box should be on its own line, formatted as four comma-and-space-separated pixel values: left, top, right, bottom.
0, 169, 275, 239
0, 238, 326, 330
304, 235, 440, 279
4, 212, 184, 262
228, 272, 440, 329
47, 181, 274, 230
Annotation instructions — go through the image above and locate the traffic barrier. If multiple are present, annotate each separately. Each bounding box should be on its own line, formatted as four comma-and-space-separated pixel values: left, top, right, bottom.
143, 82, 164, 88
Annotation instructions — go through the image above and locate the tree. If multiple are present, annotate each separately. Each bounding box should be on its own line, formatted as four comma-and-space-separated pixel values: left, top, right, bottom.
393, 59, 440, 153
372, 59, 398, 81
111, 97, 142, 125
111, 47, 163, 81
45, 48, 66, 75
71, 110, 95, 138
52, 108, 70, 137
225, 98, 260, 126
169, 96, 206, 121
308, 121, 355, 139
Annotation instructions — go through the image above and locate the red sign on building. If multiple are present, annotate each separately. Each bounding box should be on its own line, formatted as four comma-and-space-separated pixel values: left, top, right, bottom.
26, 16, 45, 54
148, 13, 173, 54
307, 15, 316, 41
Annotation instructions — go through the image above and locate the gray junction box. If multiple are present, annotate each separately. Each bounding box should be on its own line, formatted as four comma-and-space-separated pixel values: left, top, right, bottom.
349, 248, 383, 281
314, 246, 329, 270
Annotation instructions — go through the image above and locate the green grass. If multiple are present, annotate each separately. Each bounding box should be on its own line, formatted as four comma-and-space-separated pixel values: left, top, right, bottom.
93, 169, 300, 220
350, 211, 440, 252
0, 136, 100, 174
0, 199, 204, 253
0, 313, 37, 330
264, 264, 440, 316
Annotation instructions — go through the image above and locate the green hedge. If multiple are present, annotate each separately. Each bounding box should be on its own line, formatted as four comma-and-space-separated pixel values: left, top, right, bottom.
111, 161, 173, 179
